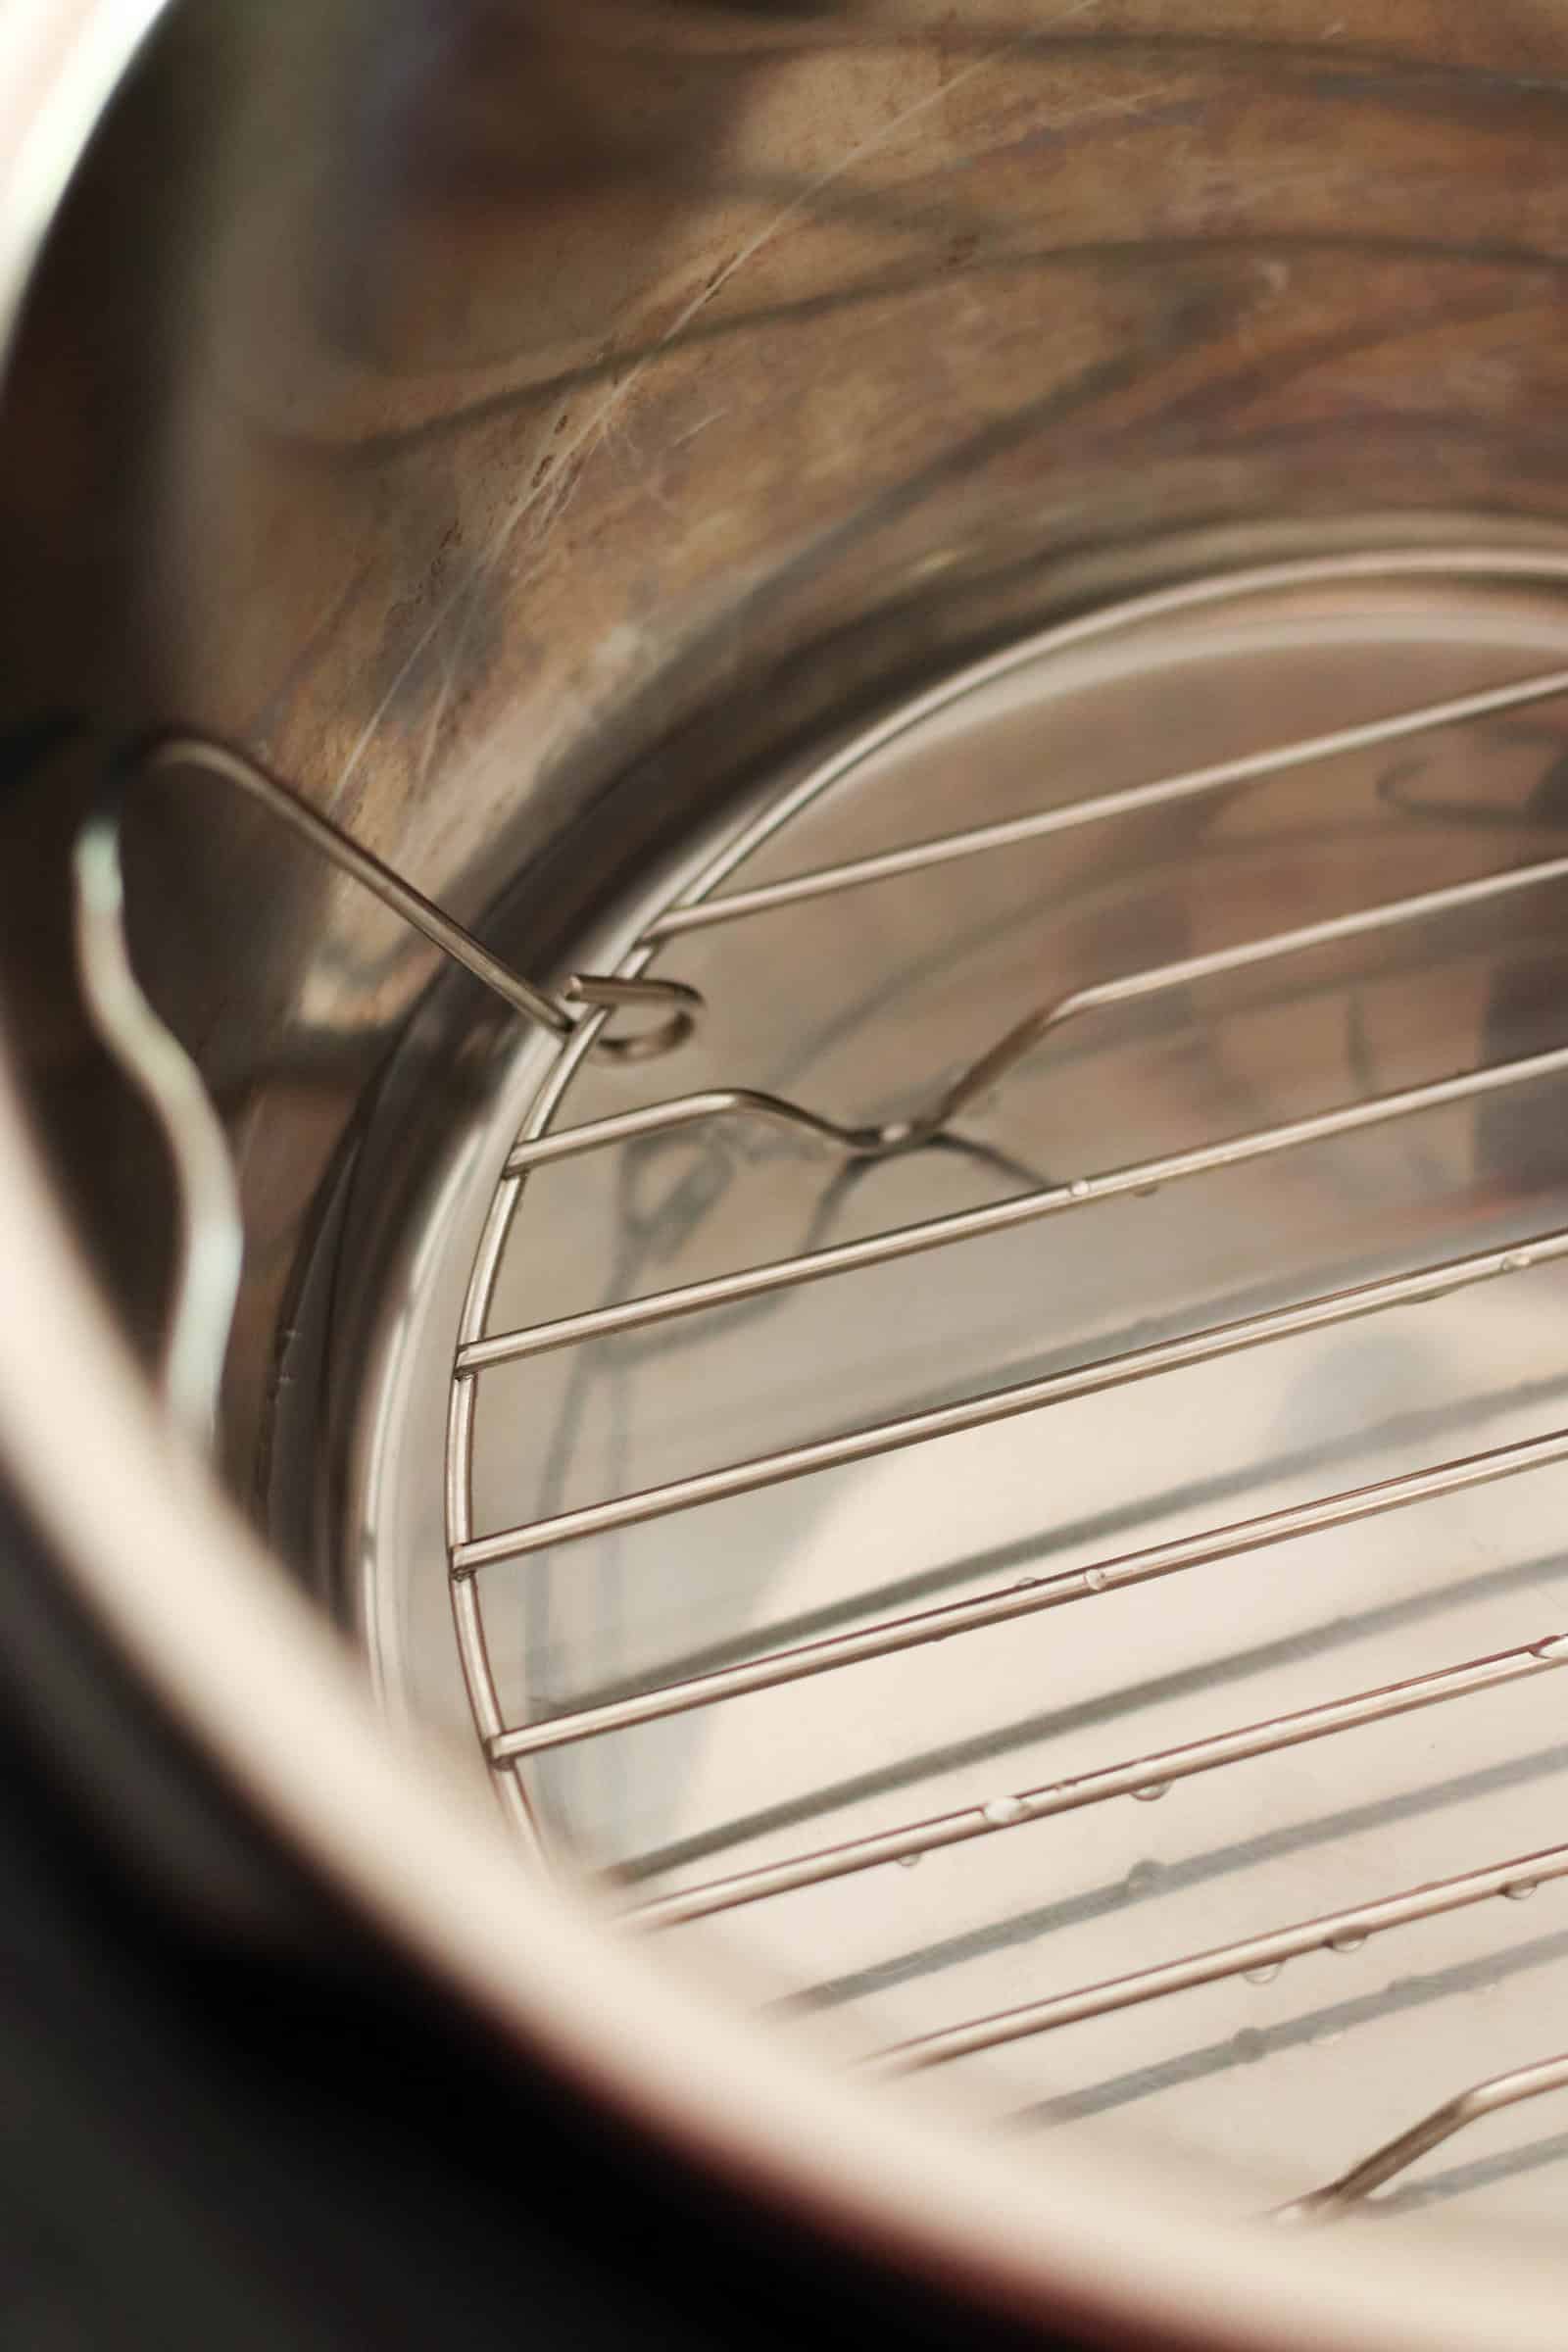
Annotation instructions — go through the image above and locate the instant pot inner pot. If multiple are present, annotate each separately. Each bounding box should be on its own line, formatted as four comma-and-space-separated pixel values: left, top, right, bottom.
15, 0, 1568, 2281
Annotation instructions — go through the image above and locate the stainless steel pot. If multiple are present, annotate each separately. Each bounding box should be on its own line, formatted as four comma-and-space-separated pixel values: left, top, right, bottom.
8, 4, 1568, 2344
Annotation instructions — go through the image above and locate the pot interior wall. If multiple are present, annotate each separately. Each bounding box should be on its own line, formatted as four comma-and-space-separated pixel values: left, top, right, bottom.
7, 1, 1568, 1536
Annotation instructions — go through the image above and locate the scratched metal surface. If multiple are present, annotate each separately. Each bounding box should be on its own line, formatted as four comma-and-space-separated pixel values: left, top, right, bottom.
10, 0, 1568, 1511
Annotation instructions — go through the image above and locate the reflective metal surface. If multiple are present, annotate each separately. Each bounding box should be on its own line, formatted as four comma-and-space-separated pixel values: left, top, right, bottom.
16, 4, 1568, 2347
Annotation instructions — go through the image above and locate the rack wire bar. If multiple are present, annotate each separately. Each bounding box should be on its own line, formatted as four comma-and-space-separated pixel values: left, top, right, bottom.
871, 1842, 1568, 2074
907, 854, 1568, 1146
503, 850, 1568, 1174
643, 663, 1568, 942
1274, 2053, 1568, 2224
459, 1220, 1568, 1572
631, 1632, 1568, 1928
473, 1040, 1568, 1379
485, 1426, 1568, 1758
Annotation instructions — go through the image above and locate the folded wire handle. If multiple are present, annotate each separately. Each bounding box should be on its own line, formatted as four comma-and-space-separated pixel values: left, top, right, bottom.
1274, 2053, 1568, 2224
73, 804, 243, 1449
71, 733, 706, 1443
135, 736, 704, 1058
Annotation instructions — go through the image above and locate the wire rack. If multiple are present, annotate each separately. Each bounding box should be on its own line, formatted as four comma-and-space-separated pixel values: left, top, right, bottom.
439, 550, 1568, 2222
74, 544, 1568, 2228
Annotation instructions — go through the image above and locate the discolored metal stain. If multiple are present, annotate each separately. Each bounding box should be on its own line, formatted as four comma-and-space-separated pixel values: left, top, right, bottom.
15, 0, 1568, 1548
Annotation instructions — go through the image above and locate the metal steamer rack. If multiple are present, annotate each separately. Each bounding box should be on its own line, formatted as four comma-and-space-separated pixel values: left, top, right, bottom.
79, 548, 1568, 2230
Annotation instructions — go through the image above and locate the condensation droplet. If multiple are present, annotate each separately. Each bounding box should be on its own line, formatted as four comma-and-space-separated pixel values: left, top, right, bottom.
1503, 1880, 1540, 1902
1124, 1859, 1161, 1897
1135, 1182, 1161, 1200
1069, 1177, 1091, 1200
1132, 1781, 1171, 1803
1084, 1567, 1110, 1593
982, 1795, 1028, 1829
1245, 1963, 1283, 1986
1013, 1576, 1040, 1592
1503, 1250, 1534, 1274
1328, 1930, 1367, 1954
1534, 1635, 1568, 1662
896, 1851, 922, 1870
